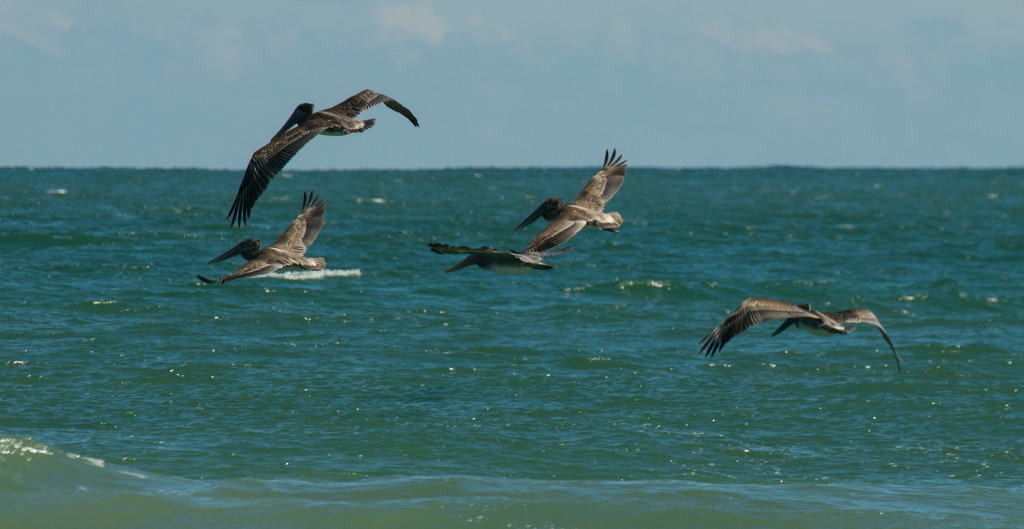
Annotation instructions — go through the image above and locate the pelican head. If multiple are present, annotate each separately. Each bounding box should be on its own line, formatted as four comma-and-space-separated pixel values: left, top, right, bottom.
209, 238, 262, 263
515, 198, 563, 231
272, 103, 314, 139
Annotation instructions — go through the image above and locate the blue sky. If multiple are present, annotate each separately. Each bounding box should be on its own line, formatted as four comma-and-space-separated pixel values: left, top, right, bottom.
2, 1, 1023, 169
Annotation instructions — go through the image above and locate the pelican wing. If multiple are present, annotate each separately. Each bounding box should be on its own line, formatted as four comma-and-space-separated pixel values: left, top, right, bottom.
519, 246, 574, 259
271, 191, 325, 252
429, 244, 507, 273
826, 308, 902, 370
428, 243, 500, 256
523, 217, 587, 253
429, 243, 574, 259
699, 298, 817, 357
443, 252, 551, 273
327, 89, 420, 127
227, 90, 417, 226
203, 260, 285, 284
573, 149, 627, 208
228, 122, 331, 226
510, 246, 574, 266
429, 243, 573, 273
442, 254, 483, 273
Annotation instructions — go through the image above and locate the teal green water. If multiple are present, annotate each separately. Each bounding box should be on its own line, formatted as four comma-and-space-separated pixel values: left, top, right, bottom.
2, 166, 1022, 528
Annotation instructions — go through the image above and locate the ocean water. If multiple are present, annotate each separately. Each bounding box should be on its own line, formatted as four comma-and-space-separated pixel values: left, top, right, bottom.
1, 165, 1022, 528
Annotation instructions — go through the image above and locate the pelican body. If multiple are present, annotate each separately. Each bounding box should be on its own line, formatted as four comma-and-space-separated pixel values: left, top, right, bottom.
699, 297, 902, 371
515, 149, 626, 252
228, 89, 419, 226
428, 243, 574, 274
200, 192, 327, 284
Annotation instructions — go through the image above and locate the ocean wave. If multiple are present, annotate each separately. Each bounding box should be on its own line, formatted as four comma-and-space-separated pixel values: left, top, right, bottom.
0, 436, 144, 490
564, 278, 680, 294
1, 440, 1018, 529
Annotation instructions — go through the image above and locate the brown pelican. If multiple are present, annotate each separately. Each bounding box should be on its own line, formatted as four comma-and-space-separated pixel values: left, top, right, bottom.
698, 297, 902, 371
515, 149, 626, 252
428, 243, 574, 274
227, 89, 419, 226
199, 192, 326, 284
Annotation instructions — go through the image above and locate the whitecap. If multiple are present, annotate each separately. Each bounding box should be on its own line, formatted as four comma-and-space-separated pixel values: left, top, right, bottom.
274, 268, 362, 280
0, 437, 53, 456
356, 197, 389, 205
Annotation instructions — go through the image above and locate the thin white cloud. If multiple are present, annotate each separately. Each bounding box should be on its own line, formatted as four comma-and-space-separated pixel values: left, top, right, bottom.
465, 13, 515, 44
372, 2, 450, 46
697, 21, 833, 54
0, 4, 73, 54
751, 26, 833, 54
606, 16, 638, 56
884, 50, 937, 104
202, 26, 246, 77
43, 9, 72, 32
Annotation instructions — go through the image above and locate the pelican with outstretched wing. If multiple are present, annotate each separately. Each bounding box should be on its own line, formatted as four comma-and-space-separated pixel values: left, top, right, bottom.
428, 243, 574, 275
228, 89, 419, 226
699, 297, 902, 371
200, 192, 327, 284
515, 149, 626, 252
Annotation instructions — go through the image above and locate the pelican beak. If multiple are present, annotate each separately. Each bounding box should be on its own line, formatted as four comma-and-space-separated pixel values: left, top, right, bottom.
272, 103, 313, 139
514, 200, 559, 231
208, 241, 248, 264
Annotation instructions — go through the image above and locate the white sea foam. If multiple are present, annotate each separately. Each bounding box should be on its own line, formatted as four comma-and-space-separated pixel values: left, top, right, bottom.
0, 437, 53, 456
67, 452, 107, 468
273, 268, 362, 280
355, 197, 390, 205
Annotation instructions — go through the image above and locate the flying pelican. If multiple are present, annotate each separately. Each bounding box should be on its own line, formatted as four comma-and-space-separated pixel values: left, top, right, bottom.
698, 297, 902, 371
515, 149, 626, 252
428, 243, 574, 274
227, 89, 419, 226
199, 192, 326, 284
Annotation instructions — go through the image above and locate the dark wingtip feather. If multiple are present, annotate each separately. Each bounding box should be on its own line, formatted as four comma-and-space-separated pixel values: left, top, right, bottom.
302, 190, 325, 211
698, 332, 722, 357
227, 184, 254, 226
602, 148, 626, 169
